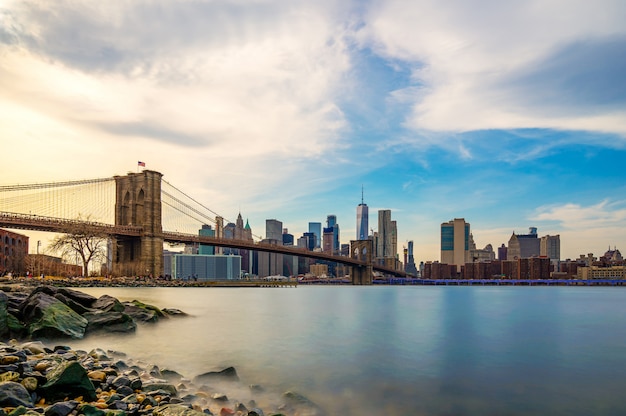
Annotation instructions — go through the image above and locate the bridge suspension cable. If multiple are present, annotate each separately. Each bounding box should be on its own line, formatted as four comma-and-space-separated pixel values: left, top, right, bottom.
0, 177, 116, 223
160, 180, 263, 240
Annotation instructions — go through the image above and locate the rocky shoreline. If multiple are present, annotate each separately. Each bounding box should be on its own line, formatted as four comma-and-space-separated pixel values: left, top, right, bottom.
0, 341, 325, 416
0, 286, 325, 416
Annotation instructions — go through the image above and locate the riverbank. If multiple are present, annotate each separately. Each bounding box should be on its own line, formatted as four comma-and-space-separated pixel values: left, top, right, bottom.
0, 340, 325, 416
0, 277, 297, 289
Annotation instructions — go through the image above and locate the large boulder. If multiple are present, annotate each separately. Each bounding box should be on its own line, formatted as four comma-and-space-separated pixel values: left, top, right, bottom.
0, 381, 34, 407
83, 311, 136, 334
122, 301, 163, 323
92, 295, 124, 313
19, 292, 87, 339
40, 361, 97, 402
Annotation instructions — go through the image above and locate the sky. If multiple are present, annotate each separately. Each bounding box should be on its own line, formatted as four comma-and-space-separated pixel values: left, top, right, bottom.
1, 0, 626, 263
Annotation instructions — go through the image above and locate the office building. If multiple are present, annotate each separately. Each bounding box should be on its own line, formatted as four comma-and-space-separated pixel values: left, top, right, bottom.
356, 188, 369, 240
266, 219, 283, 241
198, 224, 215, 255
377, 210, 393, 259
507, 227, 540, 260
405, 240, 418, 275
257, 219, 283, 277
540, 235, 560, 261
171, 254, 241, 280
326, 215, 340, 253
441, 218, 470, 271
308, 222, 322, 249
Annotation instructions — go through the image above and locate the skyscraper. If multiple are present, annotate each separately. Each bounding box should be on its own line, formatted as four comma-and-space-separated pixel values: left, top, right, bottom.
356, 187, 369, 240
308, 222, 322, 249
377, 210, 393, 259
326, 215, 340, 254
405, 240, 418, 275
540, 234, 560, 261
266, 219, 283, 241
441, 218, 470, 271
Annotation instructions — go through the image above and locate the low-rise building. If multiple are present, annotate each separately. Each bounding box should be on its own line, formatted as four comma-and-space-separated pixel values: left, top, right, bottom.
578, 265, 626, 280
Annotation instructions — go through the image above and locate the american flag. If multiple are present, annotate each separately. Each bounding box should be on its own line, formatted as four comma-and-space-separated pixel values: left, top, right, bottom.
138, 161, 146, 167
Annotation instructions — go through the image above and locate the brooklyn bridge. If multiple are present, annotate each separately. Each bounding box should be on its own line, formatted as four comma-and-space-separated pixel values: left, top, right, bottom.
0, 170, 407, 284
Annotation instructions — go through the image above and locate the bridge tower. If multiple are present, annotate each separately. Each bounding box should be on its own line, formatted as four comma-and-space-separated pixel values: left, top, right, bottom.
113, 170, 163, 277
350, 239, 373, 285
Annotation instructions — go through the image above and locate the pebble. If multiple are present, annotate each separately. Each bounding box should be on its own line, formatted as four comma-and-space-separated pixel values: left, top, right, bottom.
0, 341, 325, 416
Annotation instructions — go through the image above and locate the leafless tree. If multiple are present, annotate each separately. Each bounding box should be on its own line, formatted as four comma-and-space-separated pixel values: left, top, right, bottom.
49, 215, 107, 277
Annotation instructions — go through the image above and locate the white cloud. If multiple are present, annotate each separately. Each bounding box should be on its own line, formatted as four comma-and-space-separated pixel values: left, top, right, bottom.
0, 0, 358, 212
359, 0, 626, 136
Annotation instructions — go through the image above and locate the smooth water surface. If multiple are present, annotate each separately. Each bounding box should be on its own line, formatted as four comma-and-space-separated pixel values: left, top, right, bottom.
63, 286, 626, 415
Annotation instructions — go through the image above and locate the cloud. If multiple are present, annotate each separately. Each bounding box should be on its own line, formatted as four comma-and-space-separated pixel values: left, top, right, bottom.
0, 0, 359, 198
532, 200, 626, 229
359, 0, 626, 136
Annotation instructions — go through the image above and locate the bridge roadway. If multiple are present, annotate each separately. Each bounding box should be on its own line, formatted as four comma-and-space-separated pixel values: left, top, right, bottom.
0, 211, 406, 277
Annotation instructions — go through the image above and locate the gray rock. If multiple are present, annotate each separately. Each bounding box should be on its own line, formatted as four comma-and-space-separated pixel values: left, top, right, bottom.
193, 367, 239, 384
92, 295, 124, 313
83, 311, 136, 334
43, 400, 78, 416
0, 381, 34, 407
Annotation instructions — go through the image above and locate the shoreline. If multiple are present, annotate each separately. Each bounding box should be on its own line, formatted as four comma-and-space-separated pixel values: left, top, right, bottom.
0, 339, 325, 416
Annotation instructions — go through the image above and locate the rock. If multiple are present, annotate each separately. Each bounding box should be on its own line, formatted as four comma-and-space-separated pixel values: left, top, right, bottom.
142, 383, 177, 396
0, 371, 20, 382
19, 292, 87, 339
6, 314, 26, 338
77, 404, 104, 416
122, 301, 163, 323
20, 377, 38, 392
162, 309, 187, 317
40, 361, 97, 402
87, 371, 107, 382
83, 311, 136, 334
20, 342, 46, 355
52, 294, 92, 316
282, 391, 326, 416
160, 369, 183, 382
92, 295, 125, 313
56, 288, 97, 309
211, 393, 228, 402
43, 400, 78, 416
193, 367, 239, 384
0, 381, 34, 407
247, 409, 265, 416
0, 291, 10, 338
152, 404, 207, 416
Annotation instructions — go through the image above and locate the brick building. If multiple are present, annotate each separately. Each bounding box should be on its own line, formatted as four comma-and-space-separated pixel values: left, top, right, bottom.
0, 229, 29, 276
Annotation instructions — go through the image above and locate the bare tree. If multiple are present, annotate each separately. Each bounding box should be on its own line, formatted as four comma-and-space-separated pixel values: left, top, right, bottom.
49, 215, 107, 277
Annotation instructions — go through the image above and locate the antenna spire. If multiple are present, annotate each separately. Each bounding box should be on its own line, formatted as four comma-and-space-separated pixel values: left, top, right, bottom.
361, 185, 364, 204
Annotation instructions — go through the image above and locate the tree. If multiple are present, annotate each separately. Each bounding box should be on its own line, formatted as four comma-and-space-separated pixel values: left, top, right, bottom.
49, 215, 107, 277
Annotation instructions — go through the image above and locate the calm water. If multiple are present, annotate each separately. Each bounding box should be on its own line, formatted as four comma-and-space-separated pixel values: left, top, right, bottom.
60, 286, 626, 416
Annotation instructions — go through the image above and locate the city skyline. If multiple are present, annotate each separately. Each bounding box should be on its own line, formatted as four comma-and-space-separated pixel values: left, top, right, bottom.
1, 1, 625, 261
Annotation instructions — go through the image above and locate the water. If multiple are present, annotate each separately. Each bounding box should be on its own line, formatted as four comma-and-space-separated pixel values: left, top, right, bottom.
61, 286, 626, 415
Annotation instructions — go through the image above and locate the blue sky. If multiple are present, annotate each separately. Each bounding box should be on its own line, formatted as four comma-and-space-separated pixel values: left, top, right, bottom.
1, 0, 625, 262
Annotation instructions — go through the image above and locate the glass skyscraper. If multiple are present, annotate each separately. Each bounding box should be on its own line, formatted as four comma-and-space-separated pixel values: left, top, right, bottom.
356, 190, 369, 241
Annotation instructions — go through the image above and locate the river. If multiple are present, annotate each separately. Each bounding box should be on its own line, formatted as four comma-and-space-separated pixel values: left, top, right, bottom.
58, 285, 626, 415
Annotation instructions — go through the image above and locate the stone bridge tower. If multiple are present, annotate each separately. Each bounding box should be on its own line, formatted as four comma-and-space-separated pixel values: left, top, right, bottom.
350, 239, 373, 285
113, 170, 163, 277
